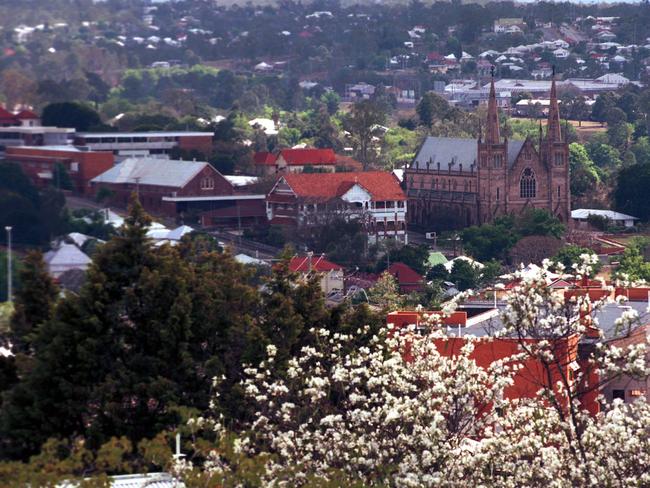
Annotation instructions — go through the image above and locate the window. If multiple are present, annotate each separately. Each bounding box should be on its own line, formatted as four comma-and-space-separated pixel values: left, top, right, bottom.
493, 154, 503, 168
612, 389, 625, 401
496, 187, 500, 201
520, 168, 536, 199
200, 177, 215, 190
481, 155, 487, 168
554, 153, 564, 166
557, 185, 561, 198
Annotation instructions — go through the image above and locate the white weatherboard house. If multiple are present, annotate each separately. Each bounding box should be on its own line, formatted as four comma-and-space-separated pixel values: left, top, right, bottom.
571, 209, 638, 228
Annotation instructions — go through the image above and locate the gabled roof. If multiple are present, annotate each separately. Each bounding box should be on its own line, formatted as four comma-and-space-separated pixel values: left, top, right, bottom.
14, 109, 39, 120
0, 106, 17, 122
411, 137, 526, 172
253, 151, 277, 165
278, 148, 337, 165
91, 157, 222, 189
289, 255, 342, 272
278, 171, 406, 202
388, 262, 423, 284
571, 209, 638, 221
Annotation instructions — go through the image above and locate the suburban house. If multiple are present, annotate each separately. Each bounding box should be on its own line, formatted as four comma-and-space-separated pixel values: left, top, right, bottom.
387, 262, 424, 293
289, 254, 344, 295
253, 148, 358, 175
5, 145, 114, 195
90, 157, 266, 227
74, 131, 214, 161
0, 107, 40, 127
44, 243, 92, 278
266, 171, 408, 244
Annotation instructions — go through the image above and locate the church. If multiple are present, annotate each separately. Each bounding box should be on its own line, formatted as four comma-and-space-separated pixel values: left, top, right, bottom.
405, 76, 570, 230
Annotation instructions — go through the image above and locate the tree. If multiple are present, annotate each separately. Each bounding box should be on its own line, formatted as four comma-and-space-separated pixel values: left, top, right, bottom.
449, 259, 480, 291
9, 251, 58, 354
367, 271, 403, 311
343, 100, 386, 169
321, 91, 340, 116
416, 92, 450, 127
41, 102, 102, 131
569, 143, 600, 199
553, 245, 601, 277
178, 260, 650, 486
512, 208, 565, 239
462, 221, 518, 262
614, 162, 650, 221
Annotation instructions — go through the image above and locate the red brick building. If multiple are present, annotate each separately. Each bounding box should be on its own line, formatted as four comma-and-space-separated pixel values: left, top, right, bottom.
90, 157, 266, 226
266, 171, 408, 244
5, 146, 114, 195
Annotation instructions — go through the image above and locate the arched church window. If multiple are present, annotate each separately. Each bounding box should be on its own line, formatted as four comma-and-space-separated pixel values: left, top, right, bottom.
493, 154, 503, 168
520, 168, 536, 199
554, 153, 564, 166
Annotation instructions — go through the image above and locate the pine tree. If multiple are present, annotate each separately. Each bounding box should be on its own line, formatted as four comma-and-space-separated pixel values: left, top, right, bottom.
10, 250, 58, 354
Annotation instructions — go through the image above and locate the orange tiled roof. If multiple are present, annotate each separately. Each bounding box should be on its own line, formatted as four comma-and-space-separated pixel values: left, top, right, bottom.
289, 255, 342, 273
281, 171, 406, 202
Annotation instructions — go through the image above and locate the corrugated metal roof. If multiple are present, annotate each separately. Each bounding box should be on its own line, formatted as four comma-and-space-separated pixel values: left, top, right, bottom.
571, 209, 638, 221
58, 472, 185, 488
91, 157, 209, 188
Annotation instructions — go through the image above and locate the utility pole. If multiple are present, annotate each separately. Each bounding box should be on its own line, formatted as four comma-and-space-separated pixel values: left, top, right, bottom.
5, 226, 12, 303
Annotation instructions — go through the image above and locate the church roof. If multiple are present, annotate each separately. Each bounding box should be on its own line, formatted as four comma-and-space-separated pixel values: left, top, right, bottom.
411, 137, 525, 172
412, 137, 476, 172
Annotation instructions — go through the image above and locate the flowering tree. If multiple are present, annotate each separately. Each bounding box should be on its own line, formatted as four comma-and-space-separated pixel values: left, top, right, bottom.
177, 257, 650, 486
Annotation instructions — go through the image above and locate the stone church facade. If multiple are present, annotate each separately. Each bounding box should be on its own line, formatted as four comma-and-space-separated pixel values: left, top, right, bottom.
406, 77, 570, 230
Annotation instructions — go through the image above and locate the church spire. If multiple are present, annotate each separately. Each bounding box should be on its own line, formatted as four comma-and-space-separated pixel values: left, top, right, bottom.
546, 66, 562, 143
486, 66, 501, 144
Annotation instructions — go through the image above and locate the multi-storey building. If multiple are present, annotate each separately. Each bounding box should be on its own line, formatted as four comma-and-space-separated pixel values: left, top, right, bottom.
74, 131, 213, 161
266, 171, 408, 244
406, 76, 570, 230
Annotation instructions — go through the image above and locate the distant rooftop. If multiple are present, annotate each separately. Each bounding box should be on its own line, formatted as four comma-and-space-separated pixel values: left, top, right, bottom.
91, 157, 211, 188
77, 131, 212, 138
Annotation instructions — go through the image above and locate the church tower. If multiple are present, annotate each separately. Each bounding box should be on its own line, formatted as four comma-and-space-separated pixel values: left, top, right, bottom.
477, 70, 508, 224
541, 71, 570, 223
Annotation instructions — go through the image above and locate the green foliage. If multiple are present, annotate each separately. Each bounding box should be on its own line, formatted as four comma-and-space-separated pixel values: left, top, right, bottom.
614, 246, 650, 282
367, 271, 404, 312
462, 210, 564, 263
379, 243, 429, 276
569, 143, 600, 198
449, 259, 480, 291
343, 100, 387, 168
42, 102, 102, 131
614, 162, 650, 221
0, 163, 67, 245
416, 92, 450, 127
9, 251, 58, 354
552, 245, 601, 276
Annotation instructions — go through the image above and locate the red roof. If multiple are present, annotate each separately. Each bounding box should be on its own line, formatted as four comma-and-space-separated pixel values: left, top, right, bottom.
0, 106, 17, 123
387, 262, 423, 285
427, 52, 444, 62
278, 148, 336, 166
14, 109, 38, 120
289, 255, 342, 273
279, 171, 406, 202
253, 151, 277, 165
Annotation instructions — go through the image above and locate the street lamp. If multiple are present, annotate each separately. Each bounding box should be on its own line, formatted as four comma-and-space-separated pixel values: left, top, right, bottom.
5, 226, 12, 303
